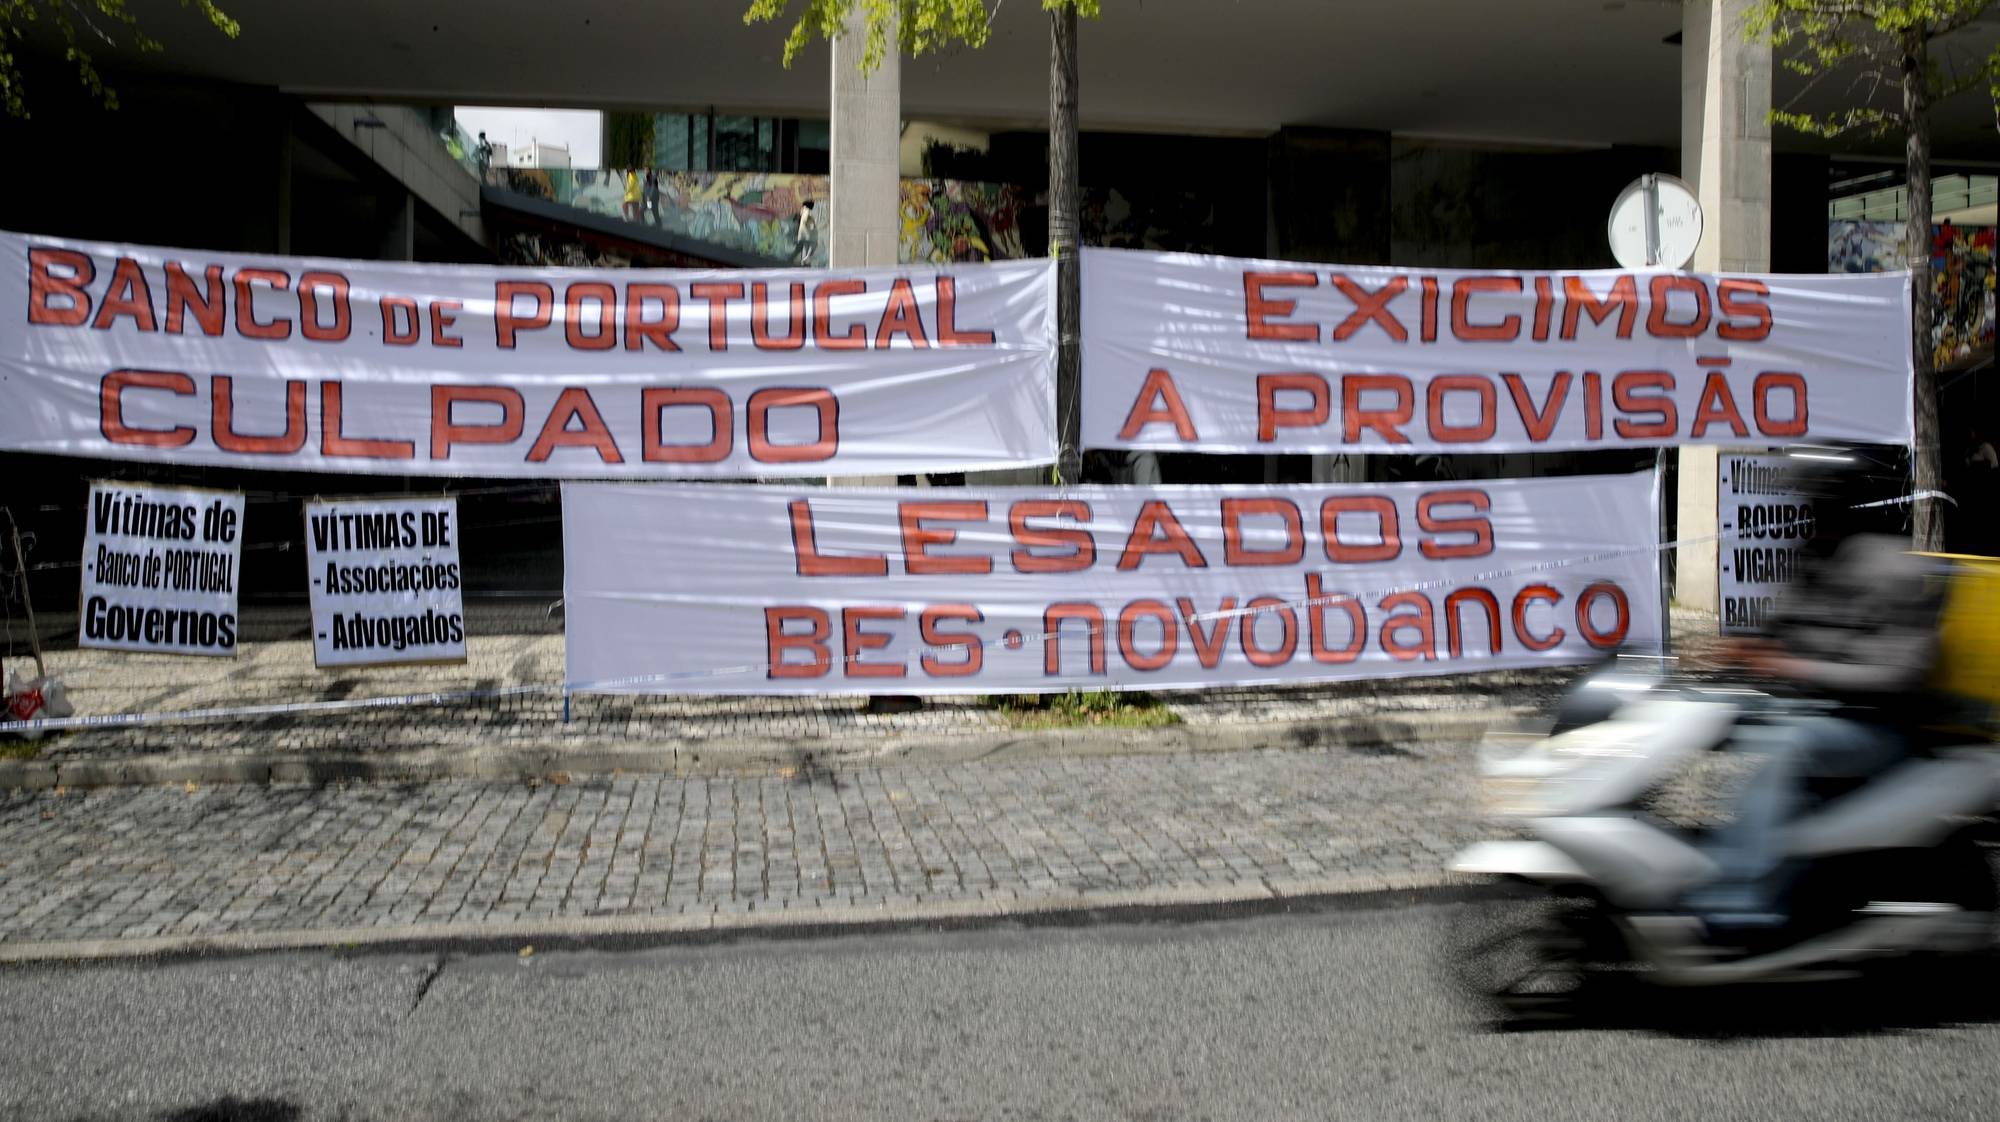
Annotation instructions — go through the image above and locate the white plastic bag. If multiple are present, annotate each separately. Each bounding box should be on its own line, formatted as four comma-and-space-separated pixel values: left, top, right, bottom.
4, 670, 73, 740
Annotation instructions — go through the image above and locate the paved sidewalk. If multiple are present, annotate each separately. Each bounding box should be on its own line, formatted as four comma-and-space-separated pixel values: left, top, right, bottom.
2, 610, 1724, 776
7, 630, 1581, 755
0, 742, 1478, 959
0, 608, 1721, 795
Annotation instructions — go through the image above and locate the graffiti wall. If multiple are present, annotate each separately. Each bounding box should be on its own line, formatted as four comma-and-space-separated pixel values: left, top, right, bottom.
1831, 220, 1996, 369
900, 179, 1029, 264
485, 167, 1028, 268
659, 173, 828, 265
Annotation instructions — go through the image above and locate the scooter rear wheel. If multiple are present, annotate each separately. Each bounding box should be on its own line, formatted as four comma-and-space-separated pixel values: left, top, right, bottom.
1444, 881, 1593, 1018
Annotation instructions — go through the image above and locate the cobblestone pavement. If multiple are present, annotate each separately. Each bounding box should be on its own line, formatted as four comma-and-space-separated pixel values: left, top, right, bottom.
3, 632, 1643, 762
0, 743, 1478, 948
3, 604, 1718, 765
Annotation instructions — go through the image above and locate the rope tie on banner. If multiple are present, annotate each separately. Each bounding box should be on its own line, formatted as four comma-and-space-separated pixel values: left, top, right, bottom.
0, 492, 1937, 736
1851, 489, 1954, 510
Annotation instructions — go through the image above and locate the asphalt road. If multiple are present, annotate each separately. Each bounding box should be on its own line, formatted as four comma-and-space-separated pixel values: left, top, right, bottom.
4, 899, 1999, 1122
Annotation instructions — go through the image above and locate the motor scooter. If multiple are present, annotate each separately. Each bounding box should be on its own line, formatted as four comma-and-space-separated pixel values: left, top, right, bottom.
1447, 658, 2000, 1014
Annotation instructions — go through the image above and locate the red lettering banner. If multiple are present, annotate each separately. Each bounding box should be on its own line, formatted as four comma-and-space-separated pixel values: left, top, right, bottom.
1, 231, 1056, 477
562, 472, 1662, 695
1082, 248, 1913, 454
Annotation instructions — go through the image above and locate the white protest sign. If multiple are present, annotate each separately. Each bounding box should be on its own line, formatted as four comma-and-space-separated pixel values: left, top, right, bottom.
304, 497, 467, 667
79, 481, 243, 656
563, 473, 1662, 696
1717, 453, 1812, 635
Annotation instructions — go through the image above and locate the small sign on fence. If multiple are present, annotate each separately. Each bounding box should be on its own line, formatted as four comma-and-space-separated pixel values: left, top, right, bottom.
78, 480, 244, 657
304, 496, 467, 668
1716, 453, 1810, 636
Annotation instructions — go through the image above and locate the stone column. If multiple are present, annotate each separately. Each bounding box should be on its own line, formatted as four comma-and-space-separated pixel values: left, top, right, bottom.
829, 9, 901, 269
827, 10, 902, 487
1676, 0, 1771, 618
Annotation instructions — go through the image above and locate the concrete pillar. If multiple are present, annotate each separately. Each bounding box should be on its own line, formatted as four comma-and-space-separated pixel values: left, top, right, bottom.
1676, 0, 1771, 618
829, 8, 901, 268
824, 9, 903, 490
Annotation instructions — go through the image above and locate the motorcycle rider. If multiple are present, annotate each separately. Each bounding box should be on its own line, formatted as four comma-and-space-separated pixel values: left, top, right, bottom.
1685, 446, 1946, 935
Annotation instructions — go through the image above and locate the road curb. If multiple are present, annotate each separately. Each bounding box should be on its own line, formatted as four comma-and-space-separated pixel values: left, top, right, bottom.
0, 871, 1480, 965
0, 706, 1528, 790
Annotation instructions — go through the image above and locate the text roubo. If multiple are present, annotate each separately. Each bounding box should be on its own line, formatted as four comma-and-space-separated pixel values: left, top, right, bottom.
1, 232, 1058, 477
1081, 248, 1914, 453
561, 474, 1663, 695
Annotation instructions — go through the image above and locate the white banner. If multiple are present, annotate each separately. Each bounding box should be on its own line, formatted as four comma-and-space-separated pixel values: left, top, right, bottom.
563, 473, 1662, 695
1716, 453, 1810, 636
79, 481, 243, 657
0, 231, 1055, 477
304, 497, 468, 667
1082, 247, 1914, 454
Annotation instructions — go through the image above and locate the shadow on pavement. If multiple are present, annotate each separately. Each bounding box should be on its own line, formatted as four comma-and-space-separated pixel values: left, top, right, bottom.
154, 1098, 302, 1122
1481, 956, 2000, 1040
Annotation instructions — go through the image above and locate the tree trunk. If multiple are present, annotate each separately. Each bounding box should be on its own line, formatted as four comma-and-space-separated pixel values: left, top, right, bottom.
1049, 3, 1082, 486
1904, 33, 1941, 550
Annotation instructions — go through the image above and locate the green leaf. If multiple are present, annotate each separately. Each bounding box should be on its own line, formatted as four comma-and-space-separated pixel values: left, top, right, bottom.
746, 0, 1001, 73
1742, 0, 1998, 140
0, 0, 238, 118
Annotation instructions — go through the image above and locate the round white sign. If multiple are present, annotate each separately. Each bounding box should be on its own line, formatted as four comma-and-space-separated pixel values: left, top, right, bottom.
1607, 173, 1703, 270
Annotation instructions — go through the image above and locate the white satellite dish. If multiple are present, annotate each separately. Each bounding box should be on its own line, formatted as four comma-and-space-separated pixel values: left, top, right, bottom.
1607, 173, 1703, 270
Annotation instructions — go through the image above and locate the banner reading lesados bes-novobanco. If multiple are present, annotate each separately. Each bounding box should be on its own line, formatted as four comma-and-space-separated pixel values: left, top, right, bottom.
0, 231, 1055, 477
1082, 248, 1913, 455
562, 473, 1660, 695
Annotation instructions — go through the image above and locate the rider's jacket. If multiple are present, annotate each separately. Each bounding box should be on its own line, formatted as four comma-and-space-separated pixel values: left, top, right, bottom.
1762, 534, 1943, 715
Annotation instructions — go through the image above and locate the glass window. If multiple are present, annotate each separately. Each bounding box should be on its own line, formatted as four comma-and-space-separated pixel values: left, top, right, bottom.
656, 116, 690, 171
714, 116, 760, 171
795, 119, 830, 175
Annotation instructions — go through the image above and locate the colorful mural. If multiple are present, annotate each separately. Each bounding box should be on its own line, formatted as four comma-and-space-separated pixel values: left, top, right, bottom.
1827, 220, 1906, 274
1831, 220, 1996, 369
1933, 222, 1997, 368
656, 172, 828, 264
486, 167, 1032, 267
900, 179, 1029, 264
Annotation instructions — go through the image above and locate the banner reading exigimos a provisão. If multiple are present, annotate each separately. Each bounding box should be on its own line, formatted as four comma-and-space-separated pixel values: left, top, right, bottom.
0, 231, 1055, 477
1083, 247, 1914, 455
